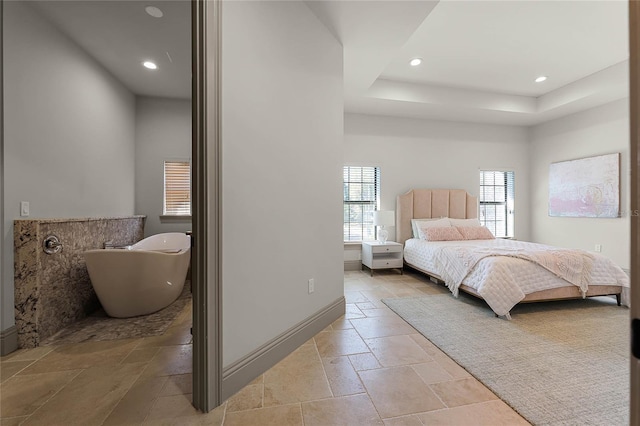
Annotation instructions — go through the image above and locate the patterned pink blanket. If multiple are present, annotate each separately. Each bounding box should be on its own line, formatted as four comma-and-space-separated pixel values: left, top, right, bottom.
433, 244, 594, 298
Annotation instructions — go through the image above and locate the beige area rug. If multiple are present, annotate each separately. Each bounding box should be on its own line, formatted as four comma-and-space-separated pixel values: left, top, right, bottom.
41, 284, 191, 346
382, 293, 629, 426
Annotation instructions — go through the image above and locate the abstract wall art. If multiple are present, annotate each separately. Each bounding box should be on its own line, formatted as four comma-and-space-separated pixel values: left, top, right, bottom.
548, 153, 620, 218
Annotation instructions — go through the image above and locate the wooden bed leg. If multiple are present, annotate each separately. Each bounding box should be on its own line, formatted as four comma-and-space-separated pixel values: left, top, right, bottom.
616, 293, 621, 306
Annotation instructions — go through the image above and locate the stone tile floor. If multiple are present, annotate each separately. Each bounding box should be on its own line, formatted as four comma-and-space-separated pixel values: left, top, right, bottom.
0, 270, 529, 425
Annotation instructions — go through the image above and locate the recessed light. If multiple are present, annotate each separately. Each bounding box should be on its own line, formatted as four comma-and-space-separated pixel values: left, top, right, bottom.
409, 58, 422, 67
143, 61, 158, 70
535, 76, 547, 83
145, 6, 164, 18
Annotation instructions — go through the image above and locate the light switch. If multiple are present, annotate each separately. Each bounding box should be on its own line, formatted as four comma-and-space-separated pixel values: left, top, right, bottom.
20, 201, 30, 217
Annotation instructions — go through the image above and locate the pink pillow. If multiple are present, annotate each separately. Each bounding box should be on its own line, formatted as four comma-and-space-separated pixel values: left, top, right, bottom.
421, 226, 464, 241
456, 226, 495, 240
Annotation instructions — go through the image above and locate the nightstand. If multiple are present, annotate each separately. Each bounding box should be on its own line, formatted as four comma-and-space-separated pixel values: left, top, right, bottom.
361, 241, 403, 276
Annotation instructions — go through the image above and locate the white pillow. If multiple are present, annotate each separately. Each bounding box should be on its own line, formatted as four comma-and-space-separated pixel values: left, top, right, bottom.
448, 218, 482, 228
411, 218, 451, 238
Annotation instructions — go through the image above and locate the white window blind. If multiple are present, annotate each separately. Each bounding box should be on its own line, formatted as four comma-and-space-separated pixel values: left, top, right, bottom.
164, 161, 191, 215
479, 170, 514, 238
343, 166, 380, 241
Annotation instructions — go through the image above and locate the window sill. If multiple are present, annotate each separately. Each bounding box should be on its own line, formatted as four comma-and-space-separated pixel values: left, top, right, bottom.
160, 215, 192, 223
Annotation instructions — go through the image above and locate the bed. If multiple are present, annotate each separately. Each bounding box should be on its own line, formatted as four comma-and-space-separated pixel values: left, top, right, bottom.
397, 188, 630, 318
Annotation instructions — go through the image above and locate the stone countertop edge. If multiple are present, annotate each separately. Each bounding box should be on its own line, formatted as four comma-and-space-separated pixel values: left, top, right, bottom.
14, 215, 146, 223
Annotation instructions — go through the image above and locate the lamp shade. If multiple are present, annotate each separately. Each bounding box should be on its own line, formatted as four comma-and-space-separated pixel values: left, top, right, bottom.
373, 210, 395, 227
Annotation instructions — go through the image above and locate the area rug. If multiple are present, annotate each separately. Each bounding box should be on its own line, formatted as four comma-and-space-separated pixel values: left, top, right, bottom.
41, 284, 191, 346
382, 293, 629, 426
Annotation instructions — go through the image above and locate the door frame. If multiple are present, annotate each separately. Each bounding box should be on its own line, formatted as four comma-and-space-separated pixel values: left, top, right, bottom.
191, 0, 222, 411
630, 1, 639, 424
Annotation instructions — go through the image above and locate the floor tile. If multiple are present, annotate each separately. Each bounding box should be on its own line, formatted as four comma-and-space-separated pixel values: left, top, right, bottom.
160, 373, 193, 396
365, 335, 432, 367
224, 403, 303, 426
122, 347, 161, 364
102, 375, 168, 426
429, 377, 498, 407
314, 328, 370, 358
411, 361, 454, 384
408, 333, 444, 357
144, 393, 200, 421
348, 352, 382, 371
226, 383, 263, 412
345, 291, 372, 304
263, 343, 332, 406
361, 307, 398, 318
345, 304, 367, 319
359, 289, 397, 308
302, 394, 383, 426
331, 316, 354, 330
143, 402, 225, 426
417, 400, 531, 425
22, 362, 145, 425
1, 361, 32, 384
0, 416, 30, 426
322, 356, 365, 396
0, 370, 80, 418
0, 270, 527, 426
0, 347, 53, 363
356, 302, 377, 310
431, 354, 472, 380
350, 316, 417, 339
18, 339, 139, 375
359, 365, 445, 418
141, 345, 192, 377
382, 414, 425, 426
137, 325, 192, 348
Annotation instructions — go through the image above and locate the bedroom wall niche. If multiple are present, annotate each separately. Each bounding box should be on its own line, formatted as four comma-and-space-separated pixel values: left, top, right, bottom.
530, 99, 630, 270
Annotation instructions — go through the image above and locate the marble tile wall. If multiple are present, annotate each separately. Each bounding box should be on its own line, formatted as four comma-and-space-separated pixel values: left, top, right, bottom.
14, 216, 146, 348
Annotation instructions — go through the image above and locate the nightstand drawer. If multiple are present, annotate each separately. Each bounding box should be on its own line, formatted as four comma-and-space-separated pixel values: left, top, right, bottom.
371, 244, 402, 254
371, 258, 403, 268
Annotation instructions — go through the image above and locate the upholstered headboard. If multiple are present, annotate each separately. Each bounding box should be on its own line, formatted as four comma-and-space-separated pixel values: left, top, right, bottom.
396, 189, 478, 244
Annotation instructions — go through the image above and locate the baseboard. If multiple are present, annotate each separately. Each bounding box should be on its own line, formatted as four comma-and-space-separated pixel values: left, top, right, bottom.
1, 326, 18, 356
344, 260, 361, 271
221, 296, 345, 401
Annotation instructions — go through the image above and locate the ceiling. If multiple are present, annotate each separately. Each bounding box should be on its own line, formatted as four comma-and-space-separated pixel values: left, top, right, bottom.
30, 0, 629, 126
32, 0, 191, 100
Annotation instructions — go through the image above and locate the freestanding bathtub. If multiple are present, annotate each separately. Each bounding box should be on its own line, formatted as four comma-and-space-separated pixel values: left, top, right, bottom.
84, 232, 191, 318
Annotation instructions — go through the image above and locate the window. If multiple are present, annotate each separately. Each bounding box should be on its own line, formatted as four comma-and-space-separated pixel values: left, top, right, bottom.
479, 170, 514, 238
343, 166, 380, 241
163, 160, 191, 215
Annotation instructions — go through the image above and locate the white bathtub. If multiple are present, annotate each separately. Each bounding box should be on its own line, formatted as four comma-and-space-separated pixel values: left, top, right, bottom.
84, 232, 191, 318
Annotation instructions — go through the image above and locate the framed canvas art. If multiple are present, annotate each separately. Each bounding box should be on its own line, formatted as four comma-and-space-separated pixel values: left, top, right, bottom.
548, 153, 620, 218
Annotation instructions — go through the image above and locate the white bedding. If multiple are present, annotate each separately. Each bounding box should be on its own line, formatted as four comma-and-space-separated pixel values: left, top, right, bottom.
404, 238, 630, 316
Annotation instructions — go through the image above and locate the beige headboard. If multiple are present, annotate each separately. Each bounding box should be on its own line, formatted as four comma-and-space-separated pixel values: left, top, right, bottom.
396, 189, 478, 244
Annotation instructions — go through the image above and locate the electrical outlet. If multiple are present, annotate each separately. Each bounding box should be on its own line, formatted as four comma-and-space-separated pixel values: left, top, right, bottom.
20, 201, 30, 217
308, 278, 315, 294
595, 244, 602, 252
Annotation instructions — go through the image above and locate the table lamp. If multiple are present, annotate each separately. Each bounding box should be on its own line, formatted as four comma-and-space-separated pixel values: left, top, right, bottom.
373, 210, 395, 244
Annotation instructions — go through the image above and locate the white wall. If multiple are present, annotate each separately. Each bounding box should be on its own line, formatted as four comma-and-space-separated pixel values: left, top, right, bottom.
2, 2, 136, 332
344, 113, 531, 241
135, 97, 191, 237
530, 99, 629, 269
221, 1, 344, 366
